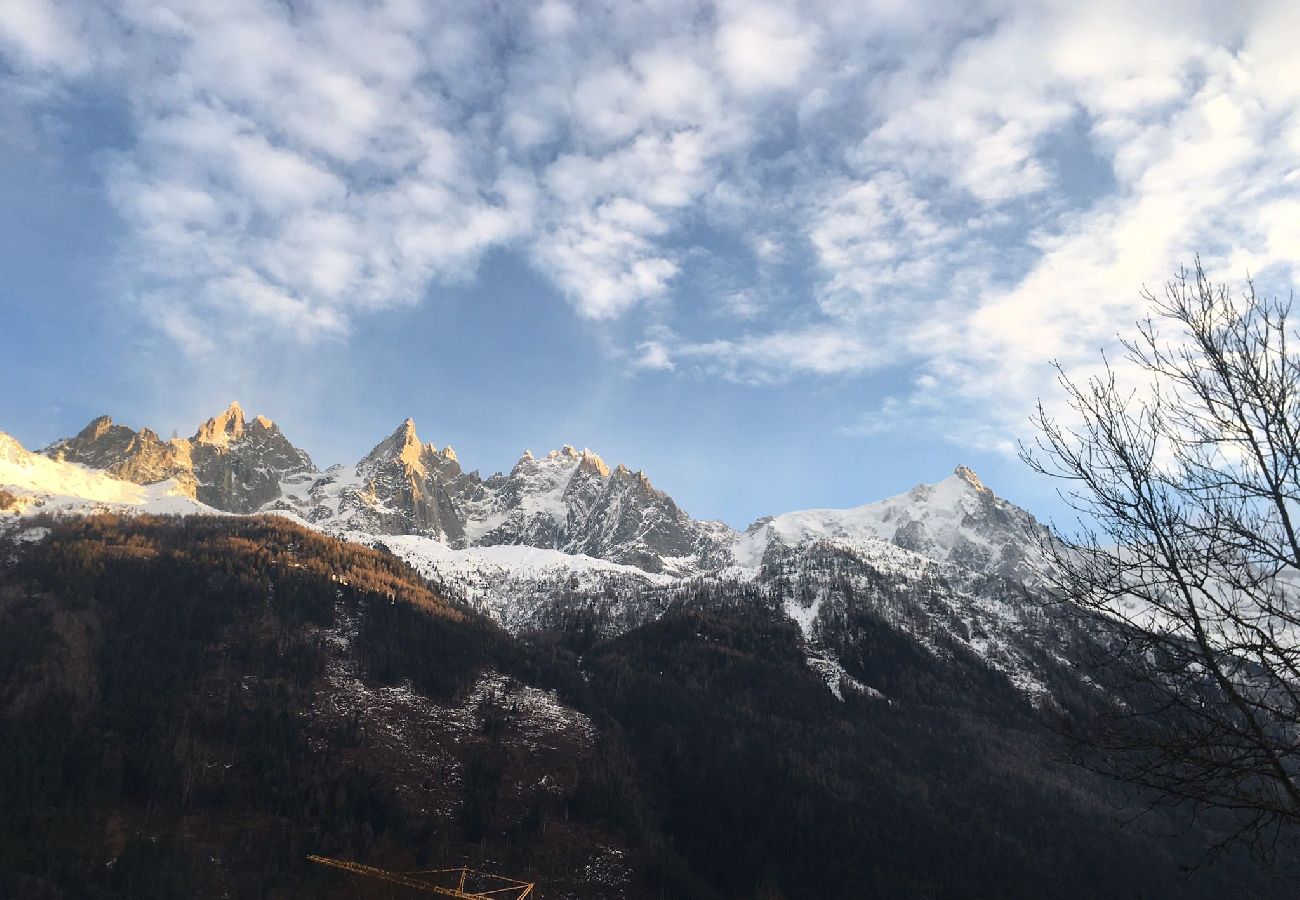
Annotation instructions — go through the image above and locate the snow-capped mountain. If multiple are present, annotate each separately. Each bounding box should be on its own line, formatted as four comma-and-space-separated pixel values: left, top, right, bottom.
733, 465, 1051, 583
0, 430, 207, 517
40, 405, 731, 574
44, 402, 314, 513
22, 404, 1050, 580
2, 403, 1066, 704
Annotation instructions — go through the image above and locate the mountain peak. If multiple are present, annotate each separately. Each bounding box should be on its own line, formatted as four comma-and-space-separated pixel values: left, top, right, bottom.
194, 402, 246, 447
357, 417, 431, 475
77, 415, 115, 441
578, 448, 610, 477
380, 417, 419, 445
952, 465, 989, 493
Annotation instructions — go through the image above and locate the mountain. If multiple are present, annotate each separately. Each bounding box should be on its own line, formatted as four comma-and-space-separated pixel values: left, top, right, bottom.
0, 514, 1285, 899
27, 405, 1049, 581
2, 408, 1292, 897
4, 403, 1077, 726
32, 406, 732, 574
5, 405, 1062, 696
43, 402, 315, 513
283, 418, 478, 540
733, 464, 1052, 582
466, 445, 730, 573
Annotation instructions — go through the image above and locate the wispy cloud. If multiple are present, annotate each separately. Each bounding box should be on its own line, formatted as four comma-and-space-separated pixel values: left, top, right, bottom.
678, 327, 880, 383
4, 0, 1299, 451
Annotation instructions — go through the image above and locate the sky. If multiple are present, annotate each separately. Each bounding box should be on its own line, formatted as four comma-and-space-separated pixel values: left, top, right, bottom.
2, 0, 1299, 529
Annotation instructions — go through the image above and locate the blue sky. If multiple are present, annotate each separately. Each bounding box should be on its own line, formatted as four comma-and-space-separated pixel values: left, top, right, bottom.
3, 1, 1299, 529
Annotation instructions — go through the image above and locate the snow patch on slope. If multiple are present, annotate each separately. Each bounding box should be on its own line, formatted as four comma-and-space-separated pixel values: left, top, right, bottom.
783, 589, 885, 703
353, 532, 673, 625
0, 431, 208, 518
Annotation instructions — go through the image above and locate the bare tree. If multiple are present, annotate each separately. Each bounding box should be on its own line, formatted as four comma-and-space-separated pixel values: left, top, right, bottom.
1022, 261, 1300, 846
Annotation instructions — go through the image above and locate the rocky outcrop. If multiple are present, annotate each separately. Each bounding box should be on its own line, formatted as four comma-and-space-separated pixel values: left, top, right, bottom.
309, 418, 479, 541
42, 402, 315, 513
45, 416, 195, 495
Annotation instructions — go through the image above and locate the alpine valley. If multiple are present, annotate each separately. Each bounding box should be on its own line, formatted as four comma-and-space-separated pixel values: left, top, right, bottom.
0, 404, 1292, 898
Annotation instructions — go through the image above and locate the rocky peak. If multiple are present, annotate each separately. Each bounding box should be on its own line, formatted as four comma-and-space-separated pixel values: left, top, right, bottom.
535, 445, 611, 478
79, 415, 116, 442
193, 402, 246, 448
41, 414, 188, 491
577, 448, 610, 478
952, 465, 989, 493
337, 417, 470, 541
360, 419, 430, 475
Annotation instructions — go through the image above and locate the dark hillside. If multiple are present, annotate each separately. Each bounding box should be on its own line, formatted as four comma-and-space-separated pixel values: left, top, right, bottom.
0, 516, 633, 899
0, 515, 1293, 898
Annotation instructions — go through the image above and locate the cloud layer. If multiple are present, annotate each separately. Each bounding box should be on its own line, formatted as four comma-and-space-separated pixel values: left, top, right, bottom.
3, 0, 1299, 450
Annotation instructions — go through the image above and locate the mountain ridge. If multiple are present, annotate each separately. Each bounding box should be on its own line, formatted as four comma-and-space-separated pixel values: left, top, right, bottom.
21, 403, 1043, 576
2, 403, 1059, 706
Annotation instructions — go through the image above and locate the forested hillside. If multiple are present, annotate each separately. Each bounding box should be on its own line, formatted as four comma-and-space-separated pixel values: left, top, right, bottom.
0, 516, 1291, 897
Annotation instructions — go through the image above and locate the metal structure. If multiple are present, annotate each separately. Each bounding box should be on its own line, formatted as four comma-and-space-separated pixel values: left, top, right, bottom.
308, 854, 535, 898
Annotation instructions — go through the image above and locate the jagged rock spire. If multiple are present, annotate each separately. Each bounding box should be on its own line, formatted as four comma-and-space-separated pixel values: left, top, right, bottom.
952, 465, 989, 493
194, 401, 247, 447
360, 418, 431, 475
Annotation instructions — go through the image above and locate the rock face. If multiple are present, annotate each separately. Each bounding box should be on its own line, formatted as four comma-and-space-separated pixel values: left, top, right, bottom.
323, 419, 476, 541
187, 404, 317, 513
43, 402, 315, 514
466, 446, 722, 573
45, 416, 194, 494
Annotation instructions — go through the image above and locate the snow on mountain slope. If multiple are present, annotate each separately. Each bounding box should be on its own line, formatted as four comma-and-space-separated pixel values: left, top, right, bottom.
759, 535, 1068, 700
362, 532, 673, 630
1, 431, 206, 517
732, 466, 1050, 582
10, 406, 1076, 705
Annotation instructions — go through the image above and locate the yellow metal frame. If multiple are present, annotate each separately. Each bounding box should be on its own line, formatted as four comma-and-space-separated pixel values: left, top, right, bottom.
308, 854, 535, 898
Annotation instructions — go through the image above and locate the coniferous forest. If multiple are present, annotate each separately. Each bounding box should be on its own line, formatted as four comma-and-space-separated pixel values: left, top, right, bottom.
1, 515, 1294, 898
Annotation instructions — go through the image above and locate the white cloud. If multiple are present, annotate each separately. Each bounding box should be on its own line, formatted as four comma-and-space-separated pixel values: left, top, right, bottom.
7, 0, 1300, 455
633, 341, 676, 371
678, 327, 880, 383
715, 4, 817, 92
810, 173, 957, 319
0, 0, 90, 72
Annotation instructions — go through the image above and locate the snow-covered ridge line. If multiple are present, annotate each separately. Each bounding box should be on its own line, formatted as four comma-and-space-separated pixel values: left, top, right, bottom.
0, 431, 212, 518
3, 418, 1063, 705
21, 402, 1049, 583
